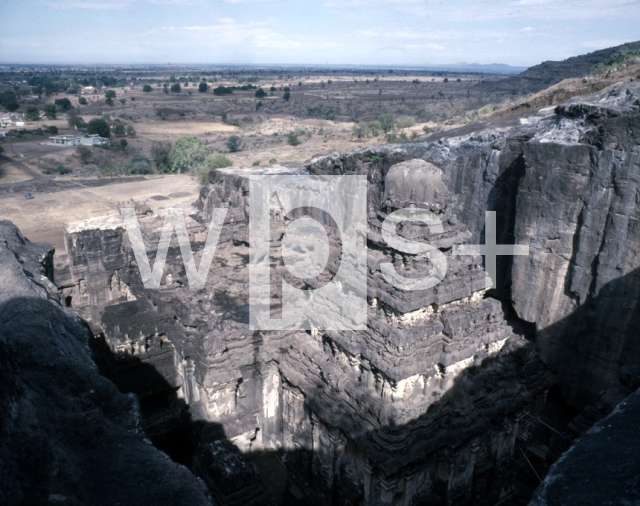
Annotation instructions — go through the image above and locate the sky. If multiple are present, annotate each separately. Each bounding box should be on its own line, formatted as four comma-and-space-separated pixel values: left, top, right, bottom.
1, 0, 639, 67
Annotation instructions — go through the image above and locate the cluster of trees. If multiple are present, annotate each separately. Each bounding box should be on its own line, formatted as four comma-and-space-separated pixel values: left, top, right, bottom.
149, 135, 237, 183
213, 86, 234, 96
0, 90, 19, 112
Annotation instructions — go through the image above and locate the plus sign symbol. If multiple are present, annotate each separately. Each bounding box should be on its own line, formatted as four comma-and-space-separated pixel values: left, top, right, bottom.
453, 211, 529, 289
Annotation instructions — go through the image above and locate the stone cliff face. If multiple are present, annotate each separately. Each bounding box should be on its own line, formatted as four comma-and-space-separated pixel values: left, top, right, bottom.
0, 221, 211, 506
29, 81, 640, 506
307, 82, 640, 412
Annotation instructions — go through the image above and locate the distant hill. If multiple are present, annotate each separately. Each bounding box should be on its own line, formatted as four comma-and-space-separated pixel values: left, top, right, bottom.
418, 62, 527, 74
475, 40, 640, 94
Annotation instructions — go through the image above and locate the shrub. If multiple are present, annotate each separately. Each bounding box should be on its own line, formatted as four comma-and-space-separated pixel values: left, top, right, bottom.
198, 81, 208, 93
252, 160, 260, 166
352, 123, 369, 139
77, 145, 92, 164
367, 120, 382, 136
150, 140, 171, 172
78, 96, 87, 105
113, 123, 126, 136
226, 135, 241, 153
283, 91, 290, 101
123, 153, 152, 175
286, 133, 300, 146
57, 165, 72, 175
125, 124, 136, 137
119, 139, 128, 150
397, 116, 416, 128
378, 114, 396, 134
197, 152, 233, 184
255, 88, 266, 98
170, 83, 181, 93
142, 84, 152, 92
169, 135, 210, 174
45, 125, 58, 134
268, 158, 277, 164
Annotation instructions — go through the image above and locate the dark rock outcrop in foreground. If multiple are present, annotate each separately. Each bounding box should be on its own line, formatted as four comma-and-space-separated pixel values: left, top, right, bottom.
530, 388, 640, 506
0, 221, 210, 506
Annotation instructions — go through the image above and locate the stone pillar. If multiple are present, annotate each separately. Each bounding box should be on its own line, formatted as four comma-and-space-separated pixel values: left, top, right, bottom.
379, 473, 397, 504
362, 458, 374, 504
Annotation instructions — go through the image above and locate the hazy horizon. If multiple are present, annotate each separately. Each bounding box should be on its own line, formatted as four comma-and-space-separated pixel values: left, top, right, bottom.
1, 0, 639, 68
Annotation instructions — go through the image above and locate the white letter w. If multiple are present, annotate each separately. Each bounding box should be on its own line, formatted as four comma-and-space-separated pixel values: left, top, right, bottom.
121, 207, 227, 290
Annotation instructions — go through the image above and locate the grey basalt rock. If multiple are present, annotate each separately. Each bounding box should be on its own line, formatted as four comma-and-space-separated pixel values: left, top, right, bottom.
308, 81, 640, 410
0, 221, 211, 506
47, 81, 640, 505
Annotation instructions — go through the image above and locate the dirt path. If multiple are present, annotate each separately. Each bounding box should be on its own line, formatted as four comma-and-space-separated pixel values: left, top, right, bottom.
0, 154, 41, 180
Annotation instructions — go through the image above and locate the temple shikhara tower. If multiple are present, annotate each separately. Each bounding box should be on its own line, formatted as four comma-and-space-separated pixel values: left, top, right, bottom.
56, 160, 551, 506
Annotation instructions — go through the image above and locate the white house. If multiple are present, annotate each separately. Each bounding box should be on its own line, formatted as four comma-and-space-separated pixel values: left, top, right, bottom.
80, 134, 109, 146
49, 133, 109, 146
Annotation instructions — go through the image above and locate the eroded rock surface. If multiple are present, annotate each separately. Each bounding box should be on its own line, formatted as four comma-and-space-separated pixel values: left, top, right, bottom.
0, 221, 211, 506
44, 82, 640, 506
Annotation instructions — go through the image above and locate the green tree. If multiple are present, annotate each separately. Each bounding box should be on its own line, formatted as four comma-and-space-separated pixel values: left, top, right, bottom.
104, 89, 116, 106
45, 125, 58, 134
367, 120, 382, 136
255, 88, 266, 98
226, 135, 241, 153
150, 141, 172, 172
378, 113, 397, 134
113, 123, 126, 136
87, 118, 110, 138
119, 98, 126, 105
76, 145, 92, 164
67, 109, 87, 129
119, 139, 128, 150
170, 83, 181, 93
54, 98, 72, 112
78, 96, 87, 105
286, 133, 300, 146
283, 91, 290, 102
198, 81, 208, 93
169, 135, 210, 174
125, 124, 136, 137
43, 103, 57, 119
24, 105, 40, 121
142, 84, 152, 92
198, 152, 233, 184
4, 99, 19, 112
